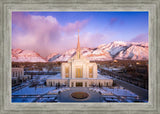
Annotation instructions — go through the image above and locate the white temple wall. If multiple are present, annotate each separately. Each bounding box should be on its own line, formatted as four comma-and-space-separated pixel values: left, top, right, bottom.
86, 64, 89, 78
72, 65, 75, 78
69, 63, 72, 78
61, 63, 65, 79
82, 64, 87, 78
46, 79, 113, 87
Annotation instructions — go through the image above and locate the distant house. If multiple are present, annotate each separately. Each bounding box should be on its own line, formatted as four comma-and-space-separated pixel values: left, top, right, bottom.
12, 67, 31, 85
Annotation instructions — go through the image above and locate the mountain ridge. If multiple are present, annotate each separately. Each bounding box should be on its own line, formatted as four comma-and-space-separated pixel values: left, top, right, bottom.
12, 41, 148, 62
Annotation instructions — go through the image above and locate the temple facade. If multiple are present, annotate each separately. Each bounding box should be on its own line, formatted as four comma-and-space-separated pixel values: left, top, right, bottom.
46, 31, 113, 87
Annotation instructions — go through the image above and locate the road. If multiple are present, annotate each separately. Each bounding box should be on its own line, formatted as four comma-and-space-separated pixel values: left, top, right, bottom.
114, 78, 148, 100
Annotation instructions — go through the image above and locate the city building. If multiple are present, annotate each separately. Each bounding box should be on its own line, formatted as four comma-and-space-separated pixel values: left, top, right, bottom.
46, 31, 113, 87
12, 67, 31, 85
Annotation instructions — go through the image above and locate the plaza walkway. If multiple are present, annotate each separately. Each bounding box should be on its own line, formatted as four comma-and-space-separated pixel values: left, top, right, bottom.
58, 87, 103, 102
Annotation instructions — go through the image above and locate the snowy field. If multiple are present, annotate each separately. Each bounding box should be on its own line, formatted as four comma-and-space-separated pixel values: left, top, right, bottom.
12, 97, 36, 102
32, 75, 52, 80
12, 86, 56, 95
102, 86, 137, 97
48, 87, 70, 94
89, 86, 138, 99
46, 73, 62, 79
12, 75, 56, 95
36, 95, 57, 102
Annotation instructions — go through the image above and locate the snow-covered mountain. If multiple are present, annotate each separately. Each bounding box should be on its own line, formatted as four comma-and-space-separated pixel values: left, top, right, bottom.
12, 41, 148, 62
98, 41, 131, 58
54, 49, 76, 62
48, 41, 148, 62
47, 47, 113, 62
99, 41, 148, 60
46, 53, 61, 62
12, 49, 47, 62
83, 48, 113, 61
115, 44, 148, 60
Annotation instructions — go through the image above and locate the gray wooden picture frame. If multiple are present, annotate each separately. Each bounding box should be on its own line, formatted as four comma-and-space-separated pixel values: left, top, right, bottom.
0, 0, 160, 114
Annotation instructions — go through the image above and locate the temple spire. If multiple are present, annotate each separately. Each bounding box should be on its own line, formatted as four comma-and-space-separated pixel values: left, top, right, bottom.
76, 29, 81, 59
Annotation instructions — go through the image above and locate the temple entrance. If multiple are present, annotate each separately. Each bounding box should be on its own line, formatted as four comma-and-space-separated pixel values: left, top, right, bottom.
76, 82, 83, 87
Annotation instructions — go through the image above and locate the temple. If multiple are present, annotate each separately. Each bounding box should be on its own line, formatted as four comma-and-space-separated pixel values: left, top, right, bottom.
46, 31, 113, 87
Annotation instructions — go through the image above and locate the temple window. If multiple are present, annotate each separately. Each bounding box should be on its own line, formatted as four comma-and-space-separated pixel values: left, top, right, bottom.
65, 66, 69, 78
89, 66, 93, 78
76, 67, 83, 78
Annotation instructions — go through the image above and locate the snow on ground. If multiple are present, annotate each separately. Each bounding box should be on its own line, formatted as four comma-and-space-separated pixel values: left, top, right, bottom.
12, 97, 36, 102
48, 87, 70, 95
12, 82, 29, 90
36, 97, 56, 102
12, 86, 56, 95
102, 67, 123, 72
103, 96, 120, 102
89, 86, 139, 102
89, 87, 113, 95
102, 86, 137, 97
12, 73, 142, 102
25, 70, 60, 73
89, 86, 137, 97
46, 73, 61, 79
43, 94, 57, 97
36, 75, 51, 80
97, 73, 113, 79
12, 74, 59, 96
36, 95, 57, 102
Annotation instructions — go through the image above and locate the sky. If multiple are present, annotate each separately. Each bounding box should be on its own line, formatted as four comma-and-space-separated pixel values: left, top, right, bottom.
12, 11, 148, 57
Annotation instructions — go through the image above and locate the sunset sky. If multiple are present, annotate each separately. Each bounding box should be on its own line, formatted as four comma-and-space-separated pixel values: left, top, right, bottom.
12, 12, 148, 57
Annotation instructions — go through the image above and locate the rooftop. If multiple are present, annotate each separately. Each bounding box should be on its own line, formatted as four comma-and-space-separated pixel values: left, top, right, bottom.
46, 73, 113, 80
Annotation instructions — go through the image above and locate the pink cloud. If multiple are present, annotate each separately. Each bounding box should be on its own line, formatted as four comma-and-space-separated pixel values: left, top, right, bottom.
130, 33, 148, 42
12, 13, 89, 57
80, 32, 109, 48
109, 18, 118, 25
62, 19, 89, 34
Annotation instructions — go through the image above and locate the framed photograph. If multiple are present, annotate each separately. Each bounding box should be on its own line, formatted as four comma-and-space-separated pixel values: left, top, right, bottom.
0, 0, 160, 114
